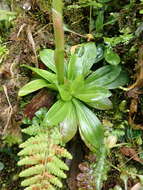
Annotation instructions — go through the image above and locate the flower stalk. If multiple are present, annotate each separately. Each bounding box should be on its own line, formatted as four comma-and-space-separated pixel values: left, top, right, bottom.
52, 0, 64, 84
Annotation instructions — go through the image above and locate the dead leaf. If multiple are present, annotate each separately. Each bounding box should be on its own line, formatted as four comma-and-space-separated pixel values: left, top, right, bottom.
126, 46, 143, 91
129, 99, 138, 115
24, 89, 54, 119
120, 147, 142, 163
27, 25, 38, 67
126, 46, 143, 127
132, 124, 143, 130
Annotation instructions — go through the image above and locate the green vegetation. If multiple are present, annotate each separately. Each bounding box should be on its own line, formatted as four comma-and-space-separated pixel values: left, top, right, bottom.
17, 0, 129, 189
1, 0, 143, 189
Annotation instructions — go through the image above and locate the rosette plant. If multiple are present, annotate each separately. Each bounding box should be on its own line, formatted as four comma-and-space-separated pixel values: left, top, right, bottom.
19, 0, 128, 152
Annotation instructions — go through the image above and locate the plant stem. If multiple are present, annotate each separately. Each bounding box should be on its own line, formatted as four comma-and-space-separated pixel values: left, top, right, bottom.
52, 0, 64, 84
89, 5, 92, 33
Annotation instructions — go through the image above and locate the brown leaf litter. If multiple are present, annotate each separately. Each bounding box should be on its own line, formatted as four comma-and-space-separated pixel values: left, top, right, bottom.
0, 14, 54, 137
24, 89, 54, 119
120, 146, 143, 163
126, 46, 143, 129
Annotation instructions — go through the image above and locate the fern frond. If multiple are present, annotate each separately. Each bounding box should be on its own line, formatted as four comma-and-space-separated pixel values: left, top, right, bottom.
18, 108, 72, 190
46, 162, 67, 178
52, 156, 69, 170
18, 143, 49, 156
19, 134, 49, 148
21, 173, 62, 188
18, 153, 52, 166
19, 164, 44, 177
18, 155, 39, 166
53, 145, 72, 159
24, 182, 55, 190
22, 124, 44, 135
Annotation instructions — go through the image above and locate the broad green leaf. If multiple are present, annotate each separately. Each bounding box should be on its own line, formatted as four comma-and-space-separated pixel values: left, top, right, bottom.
70, 75, 84, 95
67, 54, 77, 80
70, 53, 83, 78
43, 100, 70, 126
105, 70, 129, 89
94, 44, 104, 63
104, 48, 120, 66
85, 65, 121, 87
86, 98, 113, 110
86, 65, 121, 83
74, 86, 111, 102
18, 79, 51, 96
79, 126, 96, 151
60, 102, 77, 143
96, 11, 104, 32
75, 43, 97, 76
73, 99, 104, 151
39, 49, 56, 72
58, 84, 72, 101
22, 65, 57, 84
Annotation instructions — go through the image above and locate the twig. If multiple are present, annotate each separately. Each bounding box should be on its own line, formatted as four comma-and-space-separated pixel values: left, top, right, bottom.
2, 85, 13, 134
17, 23, 27, 38
120, 150, 143, 168
27, 25, 38, 67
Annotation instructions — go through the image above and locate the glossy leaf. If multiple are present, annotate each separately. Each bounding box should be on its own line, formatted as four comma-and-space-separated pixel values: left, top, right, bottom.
74, 86, 111, 102
105, 70, 129, 89
18, 79, 52, 96
60, 102, 77, 143
104, 48, 120, 66
94, 44, 104, 63
75, 43, 97, 76
58, 84, 72, 101
39, 49, 56, 72
86, 65, 121, 83
79, 125, 96, 152
22, 65, 57, 84
73, 99, 104, 151
85, 65, 121, 87
67, 54, 77, 80
43, 100, 70, 126
70, 75, 84, 95
86, 98, 113, 110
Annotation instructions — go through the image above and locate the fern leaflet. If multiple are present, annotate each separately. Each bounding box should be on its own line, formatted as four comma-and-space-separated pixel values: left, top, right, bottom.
18, 108, 72, 190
